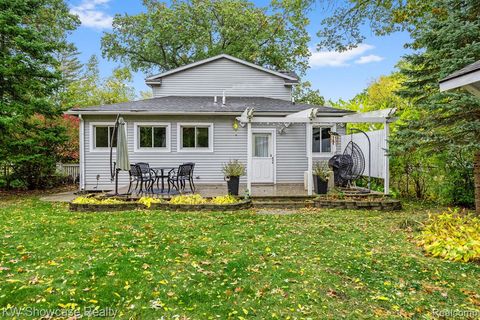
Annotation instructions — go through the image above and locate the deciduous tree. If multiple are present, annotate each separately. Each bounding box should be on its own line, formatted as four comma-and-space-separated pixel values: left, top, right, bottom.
101, 0, 311, 76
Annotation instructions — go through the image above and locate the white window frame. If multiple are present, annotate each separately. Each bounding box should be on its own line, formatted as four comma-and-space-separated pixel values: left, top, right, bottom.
177, 122, 214, 153
89, 122, 122, 152
134, 122, 171, 152
312, 124, 336, 155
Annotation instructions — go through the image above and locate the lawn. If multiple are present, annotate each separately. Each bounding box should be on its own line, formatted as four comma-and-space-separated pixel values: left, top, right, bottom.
0, 198, 479, 319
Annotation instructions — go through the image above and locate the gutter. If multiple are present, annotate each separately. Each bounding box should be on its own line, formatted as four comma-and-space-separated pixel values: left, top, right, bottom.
65, 110, 354, 117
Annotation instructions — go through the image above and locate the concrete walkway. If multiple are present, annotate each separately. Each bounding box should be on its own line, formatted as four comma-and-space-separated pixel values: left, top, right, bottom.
40, 191, 77, 203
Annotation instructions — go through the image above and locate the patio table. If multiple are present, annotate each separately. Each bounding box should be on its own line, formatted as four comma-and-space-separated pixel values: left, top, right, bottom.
151, 167, 175, 194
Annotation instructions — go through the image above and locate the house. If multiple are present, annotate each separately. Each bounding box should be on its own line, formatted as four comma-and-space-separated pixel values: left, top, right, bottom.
68, 54, 393, 195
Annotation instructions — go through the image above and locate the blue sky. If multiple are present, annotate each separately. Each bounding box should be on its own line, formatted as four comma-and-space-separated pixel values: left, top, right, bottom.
68, 0, 411, 102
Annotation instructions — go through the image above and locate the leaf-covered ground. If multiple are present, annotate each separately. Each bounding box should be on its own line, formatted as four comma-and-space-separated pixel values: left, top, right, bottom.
0, 198, 479, 319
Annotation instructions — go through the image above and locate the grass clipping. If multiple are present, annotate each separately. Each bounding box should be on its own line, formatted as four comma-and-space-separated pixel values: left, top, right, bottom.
417, 209, 480, 263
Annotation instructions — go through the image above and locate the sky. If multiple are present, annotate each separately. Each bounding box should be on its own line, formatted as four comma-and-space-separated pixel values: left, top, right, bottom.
67, 0, 412, 102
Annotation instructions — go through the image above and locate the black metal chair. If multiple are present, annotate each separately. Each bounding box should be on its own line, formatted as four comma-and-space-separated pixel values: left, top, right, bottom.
128, 163, 155, 194
167, 163, 195, 193
182, 162, 196, 192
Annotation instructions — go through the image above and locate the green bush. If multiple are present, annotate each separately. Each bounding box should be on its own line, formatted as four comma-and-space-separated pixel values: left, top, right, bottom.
222, 160, 245, 177
417, 210, 480, 262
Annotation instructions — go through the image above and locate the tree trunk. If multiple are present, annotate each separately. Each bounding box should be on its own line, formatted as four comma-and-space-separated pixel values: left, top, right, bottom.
475, 150, 480, 215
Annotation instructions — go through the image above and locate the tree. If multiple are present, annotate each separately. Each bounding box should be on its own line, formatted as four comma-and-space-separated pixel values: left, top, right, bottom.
395, 0, 480, 211
315, 0, 432, 50
101, 0, 311, 76
331, 72, 408, 131
57, 55, 136, 163
63, 55, 136, 110
0, 0, 79, 189
293, 81, 325, 106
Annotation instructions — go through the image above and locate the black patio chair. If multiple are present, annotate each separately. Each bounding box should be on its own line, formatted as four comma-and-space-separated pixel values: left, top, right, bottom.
182, 162, 196, 192
128, 163, 155, 194
167, 163, 195, 193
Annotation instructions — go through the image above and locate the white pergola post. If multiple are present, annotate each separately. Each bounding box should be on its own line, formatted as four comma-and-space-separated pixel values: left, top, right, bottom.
247, 122, 252, 194
307, 122, 313, 196
383, 121, 390, 195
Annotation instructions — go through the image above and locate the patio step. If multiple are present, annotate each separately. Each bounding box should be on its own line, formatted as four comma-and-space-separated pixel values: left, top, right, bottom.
252, 195, 315, 202
252, 196, 315, 209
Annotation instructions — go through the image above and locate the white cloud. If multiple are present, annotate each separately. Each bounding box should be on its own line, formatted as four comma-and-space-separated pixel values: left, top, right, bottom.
355, 54, 384, 64
309, 44, 383, 67
70, 0, 113, 29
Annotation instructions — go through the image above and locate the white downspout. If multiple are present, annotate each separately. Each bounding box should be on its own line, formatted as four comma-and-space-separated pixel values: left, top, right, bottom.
307, 122, 313, 196
247, 122, 252, 194
383, 121, 390, 195
79, 114, 85, 191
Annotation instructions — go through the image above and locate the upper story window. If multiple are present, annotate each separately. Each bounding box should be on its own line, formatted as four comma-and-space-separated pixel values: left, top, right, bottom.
177, 123, 213, 152
94, 125, 116, 149
134, 123, 170, 152
312, 126, 333, 153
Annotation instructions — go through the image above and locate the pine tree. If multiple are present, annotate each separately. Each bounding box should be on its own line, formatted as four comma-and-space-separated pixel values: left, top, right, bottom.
0, 0, 79, 188
396, 0, 480, 212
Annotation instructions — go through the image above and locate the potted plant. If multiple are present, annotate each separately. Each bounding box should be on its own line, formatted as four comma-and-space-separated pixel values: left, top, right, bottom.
222, 160, 245, 195
312, 161, 330, 194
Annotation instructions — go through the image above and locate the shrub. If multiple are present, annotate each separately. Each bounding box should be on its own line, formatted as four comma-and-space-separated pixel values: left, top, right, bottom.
222, 160, 245, 177
169, 194, 207, 205
312, 161, 329, 181
211, 195, 239, 204
138, 197, 163, 208
71, 197, 125, 205
417, 209, 480, 262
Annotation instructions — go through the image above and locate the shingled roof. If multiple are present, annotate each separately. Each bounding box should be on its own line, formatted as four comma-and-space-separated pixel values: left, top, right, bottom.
68, 96, 352, 115
440, 60, 480, 82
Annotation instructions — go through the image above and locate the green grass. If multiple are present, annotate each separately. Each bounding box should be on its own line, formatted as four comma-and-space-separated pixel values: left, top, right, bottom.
0, 198, 479, 319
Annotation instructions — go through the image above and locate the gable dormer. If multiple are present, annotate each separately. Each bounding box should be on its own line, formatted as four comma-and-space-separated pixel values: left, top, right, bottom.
145, 54, 298, 101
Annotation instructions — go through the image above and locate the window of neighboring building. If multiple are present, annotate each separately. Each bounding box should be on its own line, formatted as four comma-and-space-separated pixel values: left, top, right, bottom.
178, 123, 213, 151
94, 125, 116, 148
312, 126, 333, 153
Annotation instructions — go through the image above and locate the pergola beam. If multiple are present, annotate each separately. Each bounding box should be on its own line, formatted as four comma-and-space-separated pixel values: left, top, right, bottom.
237, 116, 392, 124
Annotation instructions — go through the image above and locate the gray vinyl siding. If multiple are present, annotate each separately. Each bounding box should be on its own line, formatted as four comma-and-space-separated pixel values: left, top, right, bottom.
81, 115, 344, 190
82, 115, 247, 191
151, 58, 292, 101
271, 123, 307, 182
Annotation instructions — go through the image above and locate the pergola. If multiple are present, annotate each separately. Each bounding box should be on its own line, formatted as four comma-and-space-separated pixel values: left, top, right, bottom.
236, 107, 397, 196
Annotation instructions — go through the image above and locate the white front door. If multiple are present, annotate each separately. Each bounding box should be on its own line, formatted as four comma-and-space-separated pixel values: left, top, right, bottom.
251, 130, 275, 183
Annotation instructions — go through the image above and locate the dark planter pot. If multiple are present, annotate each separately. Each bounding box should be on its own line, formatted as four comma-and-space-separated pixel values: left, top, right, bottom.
226, 176, 240, 195
313, 175, 328, 194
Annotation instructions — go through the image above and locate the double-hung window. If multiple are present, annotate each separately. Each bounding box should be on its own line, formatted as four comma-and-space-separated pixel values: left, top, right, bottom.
178, 123, 213, 152
312, 126, 333, 154
134, 123, 170, 152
